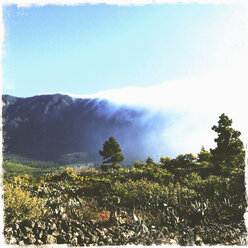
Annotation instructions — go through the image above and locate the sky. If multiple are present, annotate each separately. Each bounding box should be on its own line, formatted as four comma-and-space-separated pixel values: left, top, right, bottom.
2, 2, 247, 97
1, 0, 248, 154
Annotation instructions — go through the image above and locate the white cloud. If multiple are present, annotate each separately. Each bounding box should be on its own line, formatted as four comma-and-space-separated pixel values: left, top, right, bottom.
69, 65, 248, 154
72, 68, 247, 113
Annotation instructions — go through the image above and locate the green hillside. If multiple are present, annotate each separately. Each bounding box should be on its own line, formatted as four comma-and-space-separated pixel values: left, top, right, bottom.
2, 161, 58, 177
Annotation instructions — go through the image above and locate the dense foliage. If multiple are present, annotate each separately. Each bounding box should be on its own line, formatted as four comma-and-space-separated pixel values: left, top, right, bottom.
99, 136, 124, 168
3, 113, 247, 244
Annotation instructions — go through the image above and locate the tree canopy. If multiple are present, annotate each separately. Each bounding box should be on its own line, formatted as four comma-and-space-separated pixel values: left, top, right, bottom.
210, 113, 245, 172
99, 136, 124, 165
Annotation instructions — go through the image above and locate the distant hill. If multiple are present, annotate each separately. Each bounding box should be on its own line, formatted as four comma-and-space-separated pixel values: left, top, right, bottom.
2, 94, 169, 165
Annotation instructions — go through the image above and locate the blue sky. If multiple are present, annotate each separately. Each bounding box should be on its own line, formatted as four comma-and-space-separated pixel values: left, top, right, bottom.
2, 3, 246, 97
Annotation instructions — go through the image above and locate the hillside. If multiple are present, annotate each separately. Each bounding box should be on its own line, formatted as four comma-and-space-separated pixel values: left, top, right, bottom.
2, 94, 167, 164
2, 161, 58, 177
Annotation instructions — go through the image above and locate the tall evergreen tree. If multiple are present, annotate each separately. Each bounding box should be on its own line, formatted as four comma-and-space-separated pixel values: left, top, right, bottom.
210, 113, 245, 172
99, 136, 124, 165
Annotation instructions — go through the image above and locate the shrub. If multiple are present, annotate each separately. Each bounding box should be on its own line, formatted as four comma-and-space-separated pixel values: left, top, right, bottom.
44, 167, 77, 182
4, 183, 45, 223
183, 173, 229, 199
134, 161, 146, 169
110, 179, 169, 210
197, 149, 212, 162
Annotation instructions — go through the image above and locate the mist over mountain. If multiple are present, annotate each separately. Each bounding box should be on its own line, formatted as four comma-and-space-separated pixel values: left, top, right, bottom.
2, 94, 171, 164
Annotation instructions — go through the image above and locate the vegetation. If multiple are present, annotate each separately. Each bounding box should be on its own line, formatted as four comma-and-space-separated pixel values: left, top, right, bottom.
3, 152, 99, 168
3, 161, 58, 178
4, 181, 45, 223
210, 113, 245, 175
99, 136, 124, 171
3, 113, 246, 243
3, 153, 59, 168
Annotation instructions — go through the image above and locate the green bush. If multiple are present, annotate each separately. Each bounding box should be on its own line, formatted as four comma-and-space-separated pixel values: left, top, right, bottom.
4, 183, 46, 223
183, 172, 229, 199
109, 179, 169, 210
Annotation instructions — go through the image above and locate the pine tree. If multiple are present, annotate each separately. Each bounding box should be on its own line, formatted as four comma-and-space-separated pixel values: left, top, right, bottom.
99, 136, 124, 165
210, 113, 245, 172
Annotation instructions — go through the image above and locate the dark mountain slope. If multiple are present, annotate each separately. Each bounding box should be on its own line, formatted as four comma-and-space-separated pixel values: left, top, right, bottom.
2, 94, 168, 163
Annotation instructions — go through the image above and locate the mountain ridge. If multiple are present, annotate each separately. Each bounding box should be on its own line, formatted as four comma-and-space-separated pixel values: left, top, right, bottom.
2, 93, 168, 164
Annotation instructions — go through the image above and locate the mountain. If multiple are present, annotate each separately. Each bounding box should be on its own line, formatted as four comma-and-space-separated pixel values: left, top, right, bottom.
2, 94, 169, 165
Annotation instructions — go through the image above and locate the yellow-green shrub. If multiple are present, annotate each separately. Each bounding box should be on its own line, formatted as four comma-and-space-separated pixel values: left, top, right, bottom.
4, 184, 46, 223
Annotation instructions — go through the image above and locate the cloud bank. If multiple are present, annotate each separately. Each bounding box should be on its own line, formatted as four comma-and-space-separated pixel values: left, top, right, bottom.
67, 67, 248, 155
